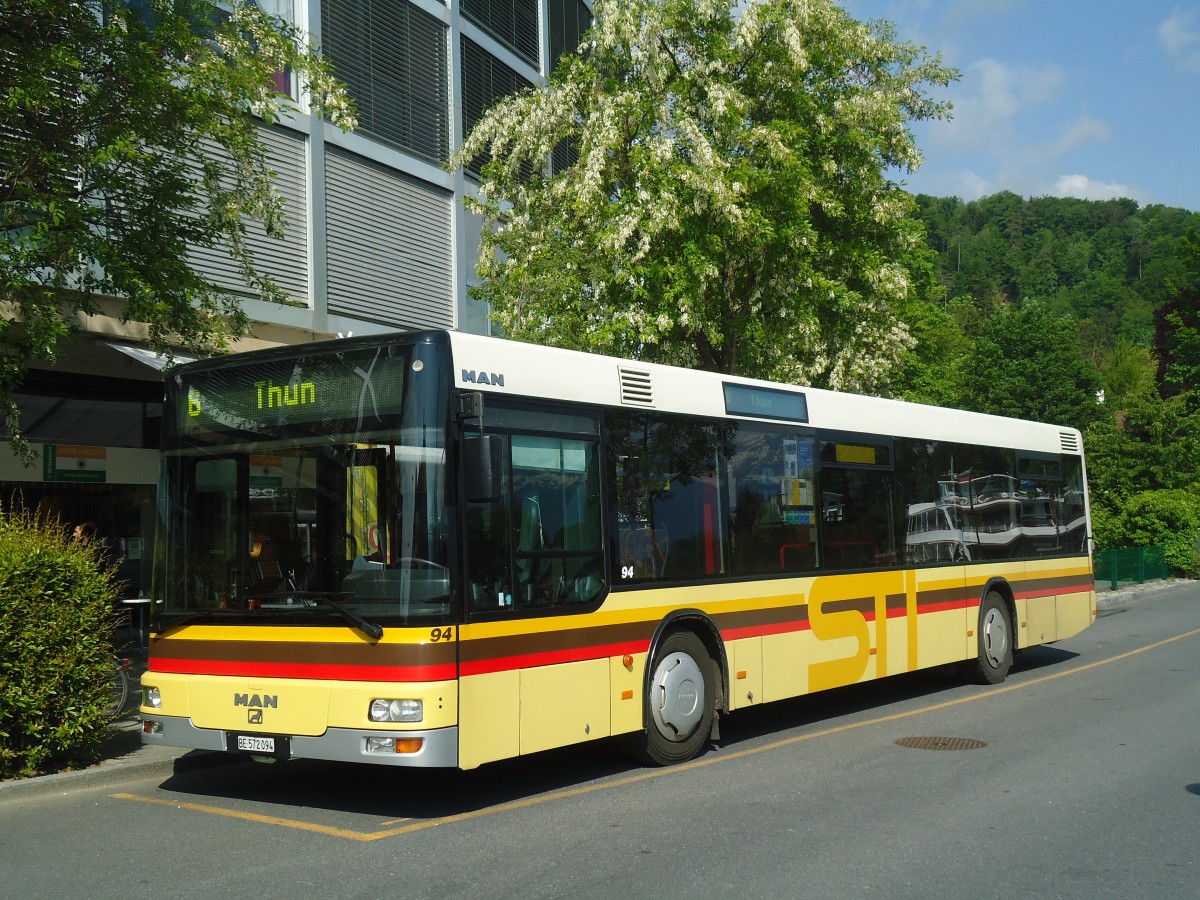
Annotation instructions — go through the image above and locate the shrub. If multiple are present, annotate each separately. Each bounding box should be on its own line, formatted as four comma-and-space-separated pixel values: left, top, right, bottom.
1088, 502, 1119, 551
1105, 489, 1200, 578
0, 503, 123, 779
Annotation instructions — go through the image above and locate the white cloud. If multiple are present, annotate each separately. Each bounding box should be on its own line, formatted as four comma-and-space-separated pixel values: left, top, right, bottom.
934, 58, 1063, 153
1052, 174, 1143, 202
1048, 115, 1111, 157
1158, 7, 1200, 72
902, 167, 995, 201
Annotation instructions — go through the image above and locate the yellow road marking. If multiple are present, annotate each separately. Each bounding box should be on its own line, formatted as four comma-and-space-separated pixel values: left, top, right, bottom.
112, 625, 1200, 842
109, 793, 378, 841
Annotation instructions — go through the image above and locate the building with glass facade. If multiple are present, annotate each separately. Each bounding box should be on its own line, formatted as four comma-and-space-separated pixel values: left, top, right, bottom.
1, 0, 592, 594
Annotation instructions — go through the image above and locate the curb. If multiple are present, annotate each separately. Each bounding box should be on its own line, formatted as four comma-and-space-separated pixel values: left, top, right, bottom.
0, 723, 235, 802
1095, 578, 1186, 610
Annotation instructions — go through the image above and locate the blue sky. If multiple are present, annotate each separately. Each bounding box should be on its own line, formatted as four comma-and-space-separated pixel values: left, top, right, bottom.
839, 0, 1200, 211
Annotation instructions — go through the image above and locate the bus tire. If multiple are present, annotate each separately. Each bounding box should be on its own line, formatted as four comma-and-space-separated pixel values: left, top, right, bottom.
636, 630, 715, 766
964, 591, 1013, 685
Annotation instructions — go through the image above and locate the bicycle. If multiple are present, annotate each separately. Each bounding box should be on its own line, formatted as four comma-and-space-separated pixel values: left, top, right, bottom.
105, 656, 132, 720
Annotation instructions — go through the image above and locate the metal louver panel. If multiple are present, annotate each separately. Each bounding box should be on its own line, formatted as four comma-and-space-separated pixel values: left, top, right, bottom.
187, 125, 309, 304
1060, 432, 1081, 453
619, 367, 654, 406
461, 36, 533, 177
325, 148, 453, 329
462, 0, 540, 67
548, 0, 592, 72
321, 0, 449, 162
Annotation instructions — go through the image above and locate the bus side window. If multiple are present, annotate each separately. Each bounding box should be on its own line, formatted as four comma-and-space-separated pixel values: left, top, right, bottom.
510, 434, 603, 609
816, 438, 897, 570
818, 467, 897, 569
728, 426, 816, 576
610, 413, 728, 582
468, 428, 604, 615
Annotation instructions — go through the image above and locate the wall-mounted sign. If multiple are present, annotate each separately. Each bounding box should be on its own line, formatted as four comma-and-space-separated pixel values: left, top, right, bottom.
43, 444, 108, 483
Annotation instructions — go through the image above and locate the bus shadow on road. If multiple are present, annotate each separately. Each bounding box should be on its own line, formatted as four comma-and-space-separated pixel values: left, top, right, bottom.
154, 646, 1082, 822
157, 739, 644, 821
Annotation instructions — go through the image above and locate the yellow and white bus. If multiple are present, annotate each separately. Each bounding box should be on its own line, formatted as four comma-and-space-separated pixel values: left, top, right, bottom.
141, 330, 1095, 768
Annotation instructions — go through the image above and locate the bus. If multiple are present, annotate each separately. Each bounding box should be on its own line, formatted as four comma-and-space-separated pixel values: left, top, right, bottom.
140, 329, 1095, 768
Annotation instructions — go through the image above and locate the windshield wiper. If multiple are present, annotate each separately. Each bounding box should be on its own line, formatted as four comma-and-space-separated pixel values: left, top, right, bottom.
291, 591, 384, 640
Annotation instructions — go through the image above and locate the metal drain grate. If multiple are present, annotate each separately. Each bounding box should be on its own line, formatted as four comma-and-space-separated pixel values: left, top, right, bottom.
895, 736, 987, 751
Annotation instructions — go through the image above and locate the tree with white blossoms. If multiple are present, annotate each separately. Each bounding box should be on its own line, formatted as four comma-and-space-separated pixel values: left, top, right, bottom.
1, 0, 354, 458
452, 0, 955, 389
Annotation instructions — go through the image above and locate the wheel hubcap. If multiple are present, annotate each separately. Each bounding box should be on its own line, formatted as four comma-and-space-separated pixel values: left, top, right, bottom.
649, 651, 704, 742
981, 606, 1009, 668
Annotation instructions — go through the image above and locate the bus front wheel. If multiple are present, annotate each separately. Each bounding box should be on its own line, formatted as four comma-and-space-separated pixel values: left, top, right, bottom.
963, 591, 1014, 685
637, 630, 715, 766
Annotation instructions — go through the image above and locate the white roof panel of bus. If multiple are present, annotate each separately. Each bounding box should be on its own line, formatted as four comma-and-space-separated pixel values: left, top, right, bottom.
445, 331, 1080, 455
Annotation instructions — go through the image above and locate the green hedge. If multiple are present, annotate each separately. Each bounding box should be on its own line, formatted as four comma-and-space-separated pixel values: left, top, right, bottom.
1093, 489, 1200, 579
0, 504, 123, 779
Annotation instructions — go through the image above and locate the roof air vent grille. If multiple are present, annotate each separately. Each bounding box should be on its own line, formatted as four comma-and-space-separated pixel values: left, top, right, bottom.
619, 367, 654, 407
1060, 431, 1080, 453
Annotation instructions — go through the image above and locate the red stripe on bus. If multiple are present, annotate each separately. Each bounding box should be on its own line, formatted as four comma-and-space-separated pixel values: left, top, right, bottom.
1016, 580, 1093, 601
921, 597, 972, 614
721, 619, 811, 642
149, 657, 457, 682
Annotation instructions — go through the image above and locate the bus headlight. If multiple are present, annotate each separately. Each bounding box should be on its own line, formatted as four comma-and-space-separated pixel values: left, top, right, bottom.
369, 698, 423, 723
143, 686, 162, 709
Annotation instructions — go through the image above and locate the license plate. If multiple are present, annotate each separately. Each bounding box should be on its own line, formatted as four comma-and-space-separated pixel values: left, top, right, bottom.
227, 732, 290, 757
236, 735, 275, 753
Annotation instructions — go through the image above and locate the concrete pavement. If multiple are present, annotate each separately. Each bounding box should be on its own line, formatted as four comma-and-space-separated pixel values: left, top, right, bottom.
0, 578, 1186, 800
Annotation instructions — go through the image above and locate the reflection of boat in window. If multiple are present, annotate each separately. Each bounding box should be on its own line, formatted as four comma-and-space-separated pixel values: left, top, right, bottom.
905, 501, 970, 562
908, 472, 1079, 561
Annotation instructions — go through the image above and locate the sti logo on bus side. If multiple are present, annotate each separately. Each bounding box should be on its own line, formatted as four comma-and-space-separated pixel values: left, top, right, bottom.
462, 369, 505, 387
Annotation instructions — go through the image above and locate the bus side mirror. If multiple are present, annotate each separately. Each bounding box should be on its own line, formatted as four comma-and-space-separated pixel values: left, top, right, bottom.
464, 435, 503, 503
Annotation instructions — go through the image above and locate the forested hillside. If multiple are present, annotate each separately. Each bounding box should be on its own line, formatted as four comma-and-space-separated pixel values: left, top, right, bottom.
901, 192, 1200, 574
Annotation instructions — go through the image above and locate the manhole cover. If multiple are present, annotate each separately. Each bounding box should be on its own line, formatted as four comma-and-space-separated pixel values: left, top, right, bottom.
895, 736, 987, 751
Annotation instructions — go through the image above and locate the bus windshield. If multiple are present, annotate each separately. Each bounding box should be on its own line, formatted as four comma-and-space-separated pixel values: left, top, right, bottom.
155, 339, 451, 629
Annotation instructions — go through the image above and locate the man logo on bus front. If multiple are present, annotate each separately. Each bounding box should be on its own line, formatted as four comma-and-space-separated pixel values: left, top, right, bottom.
248, 708, 264, 725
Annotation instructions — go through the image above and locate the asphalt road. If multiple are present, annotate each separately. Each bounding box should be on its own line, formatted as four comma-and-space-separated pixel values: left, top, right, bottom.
1, 582, 1196, 899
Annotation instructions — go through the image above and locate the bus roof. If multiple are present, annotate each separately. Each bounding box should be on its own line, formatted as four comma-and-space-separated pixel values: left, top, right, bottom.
444, 330, 1083, 457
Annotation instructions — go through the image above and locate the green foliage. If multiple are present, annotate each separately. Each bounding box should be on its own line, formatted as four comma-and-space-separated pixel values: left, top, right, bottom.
0, 0, 354, 459
1085, 391, 1200, 513
891, 296, 973, 407
1154, 285, 1200, 401
1098, 338, 1157, 411
1098, 490, 1200, 578
0, 503, 123, 778
912, 194, 1200, 356
452, 0, 956, 392
955, 299, 1106, 432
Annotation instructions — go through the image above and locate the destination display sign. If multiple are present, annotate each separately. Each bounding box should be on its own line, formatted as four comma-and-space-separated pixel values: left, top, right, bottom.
722, 383, 809, 423
177, 346, 408, 436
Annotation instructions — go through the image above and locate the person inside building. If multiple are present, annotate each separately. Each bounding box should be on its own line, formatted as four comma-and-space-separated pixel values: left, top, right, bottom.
72, 521, 98, 546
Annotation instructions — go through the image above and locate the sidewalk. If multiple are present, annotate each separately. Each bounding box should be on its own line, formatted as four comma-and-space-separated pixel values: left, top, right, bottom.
1, 579, 1188, 800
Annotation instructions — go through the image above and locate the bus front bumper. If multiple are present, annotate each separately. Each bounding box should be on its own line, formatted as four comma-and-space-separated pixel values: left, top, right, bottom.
140, 715, 459, 768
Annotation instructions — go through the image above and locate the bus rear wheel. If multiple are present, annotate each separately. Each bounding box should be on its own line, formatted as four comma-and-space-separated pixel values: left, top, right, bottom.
963, 591, 1013, 685
636, 630, 715, 766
